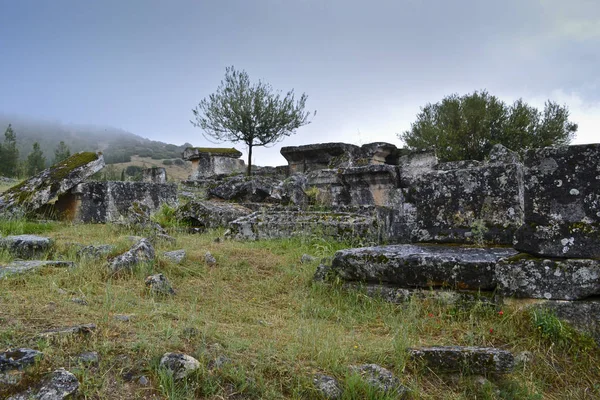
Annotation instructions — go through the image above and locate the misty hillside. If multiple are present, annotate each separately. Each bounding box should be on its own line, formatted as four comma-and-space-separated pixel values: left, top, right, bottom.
0, 114, 191, 165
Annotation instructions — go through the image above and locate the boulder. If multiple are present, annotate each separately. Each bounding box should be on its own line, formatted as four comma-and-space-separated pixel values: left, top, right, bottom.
360, 142, 403, 165
327, 244, 517, 291
159, 352, 200, 380
397, 150, 438, 186
496, 255, 600, 300
0, 348, 43, 372
208, 175, 280, 203
348, 364, 409, 396
175, 200, 252, 230
0, 152, 104, 217
339, 165, 401, 208
408, 346, 515, 375
7, 368, 79, 400
145, 273, 175, 295
313, 374, 342, 399
280, 142, 363, 174
108, 239, 155, 273
183, 147, 245, 179
514, 144, 600, 258
163, 249, 186, 264
0, 235, 53, 259
270, 174, 309, 207
0, 260, 74, 279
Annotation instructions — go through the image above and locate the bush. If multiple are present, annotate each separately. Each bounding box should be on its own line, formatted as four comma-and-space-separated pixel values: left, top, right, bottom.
162, 159, 174, 166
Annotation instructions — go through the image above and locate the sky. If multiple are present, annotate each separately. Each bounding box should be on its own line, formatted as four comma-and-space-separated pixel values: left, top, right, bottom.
1, 0, 599, 166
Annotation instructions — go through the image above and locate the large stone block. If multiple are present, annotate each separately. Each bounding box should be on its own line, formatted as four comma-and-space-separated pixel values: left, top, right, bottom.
0, 235, 53, 259
175, 200, 252, 229
280, 142, 363, 174
536, 299, 600, 344
340, 165, 401, 208
406, 162, 524, 245
514, 143, 600, 258
183, 147, 245, 179
56, 181, 178, 223
327, 244, 517, 290
408, 346, 515, 375
497, 255, 600, 300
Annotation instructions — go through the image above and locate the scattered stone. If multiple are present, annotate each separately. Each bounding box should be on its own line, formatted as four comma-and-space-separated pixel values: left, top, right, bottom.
301, 254, 317, 264
138, 375, 150, 386
70, 297, 88, 306
0, 261, 74, 279
496, 256, 600, 300
7, 368, 79, 400
326, 244, 517, 291
207, 355, 231, 370
408, 346, 515, 375
349, 364, 409, 396
145, 273, 175, 295
175, 200, 252, 230
313, 374, 342, 399
514, 351, 533, 367
0, 151, 104, 217
76, 244, 116, 259
205, 251, 216, 266
39, 323, 96, 338
108, 239, 155, 273
113, 314, 134, 322
0, 235, 54, 259
76, 351, 99, 365
159, 352, 200, 380
0, 348, 43, 372
163, 249, 186, 264
313, 264, 332, 282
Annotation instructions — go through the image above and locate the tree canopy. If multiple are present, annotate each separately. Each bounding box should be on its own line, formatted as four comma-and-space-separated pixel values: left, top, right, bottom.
191, 66, 315, 175
26, 142, 46, 176
53, 141, 71, 164
399, 90, 578, 162
0, 124, 19, 177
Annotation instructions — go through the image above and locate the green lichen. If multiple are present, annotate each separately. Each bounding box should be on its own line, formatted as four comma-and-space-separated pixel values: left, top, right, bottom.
189, 147, 242, 156
49, 152, 100, 182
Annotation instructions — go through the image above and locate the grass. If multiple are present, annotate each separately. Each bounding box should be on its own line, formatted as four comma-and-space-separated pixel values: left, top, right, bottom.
0, 220, 599, 399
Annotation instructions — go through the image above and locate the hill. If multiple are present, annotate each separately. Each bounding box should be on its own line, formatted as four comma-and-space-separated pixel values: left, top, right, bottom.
0, 114, 191, 166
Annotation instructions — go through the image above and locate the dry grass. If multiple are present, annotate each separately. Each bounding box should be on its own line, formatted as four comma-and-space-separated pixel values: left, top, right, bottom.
0, 221, 599, 399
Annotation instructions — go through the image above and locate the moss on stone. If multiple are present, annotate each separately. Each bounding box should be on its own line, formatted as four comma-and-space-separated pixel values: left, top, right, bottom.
49, 152, 99, 182
188, 147, 242, 156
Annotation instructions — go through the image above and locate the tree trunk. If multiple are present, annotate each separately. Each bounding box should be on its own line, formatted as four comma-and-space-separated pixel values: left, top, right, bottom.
246, 144, 253, 176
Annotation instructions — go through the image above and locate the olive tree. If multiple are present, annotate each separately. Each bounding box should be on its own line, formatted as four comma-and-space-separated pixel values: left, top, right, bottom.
191, 66, 315, 175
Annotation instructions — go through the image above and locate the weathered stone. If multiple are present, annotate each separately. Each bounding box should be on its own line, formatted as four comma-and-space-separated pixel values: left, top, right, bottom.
327, 244, 517, 290
281, 142, 363, 174
207, 354, 231, 370
301, 254, 317, 264
0, 260, 74, 279
406, 162, 524, 245
535, 299, 600, 344
339, 165, 401, 208
159, 352, 200, 380
163, 249, 186, 264
208, 175, 281, 203
408, 346, 515, 375
0, 348, 43, 372
205, 251, 216, 266
8, 368, 79, 400
270, 174, 309, 207
360, 142, 403, 165
56, 181, 178, 223
113, 314, 134, 322
348, 364, 409, 396
142, 167, 167, 183
398, 150, 438, 186
487, 144, 521, 164
514, 143, 600, 258
183, 147, 245, 179
227, 210, 381, 243
497, 256, 600, 300
70, 297, 88, 306
175, 200, 252, 230
313, 374, 342, 399
108, 239, 155, 273
145, 273, 175, 295
76, 351, 99, 365
76, 244, 116, 259
0, 152, 104, 217
39, 324, 96, 338
0, 235, 53, 259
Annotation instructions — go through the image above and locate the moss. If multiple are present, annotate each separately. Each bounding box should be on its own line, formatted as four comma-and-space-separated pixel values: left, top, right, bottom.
49, 152, 99, 182
188, 147, 242, 156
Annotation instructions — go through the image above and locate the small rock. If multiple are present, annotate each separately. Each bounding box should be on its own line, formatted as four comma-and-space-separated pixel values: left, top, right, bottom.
313, 264, 332, 282
76, 351, 99, 365
7, 368, 79, 400
349, 364, 408, 395
301, 254, 317, 264
145, 273, 175, 295
138, 375, 150, 386
514, 351, 533, 366
108, 238, 155, 273
0, 348, 43, 372
70, 297, 88, 306
76, 244, 116, 259
0, 261, 75, 279
0, 235, 54, 259
39, 323, 96, 338
159, 352, 200, 380
163, 249, 186, 264
205, 251, 216, 266
113, 314, 134, 322
313, 374, 342, 399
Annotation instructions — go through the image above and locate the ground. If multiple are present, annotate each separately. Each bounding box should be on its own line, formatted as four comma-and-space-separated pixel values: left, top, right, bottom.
0, 219, 599, 399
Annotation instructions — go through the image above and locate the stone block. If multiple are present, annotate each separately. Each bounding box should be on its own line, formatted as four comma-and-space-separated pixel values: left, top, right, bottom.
408, 346, 514, 375
0, 235, 53, 259
175, 200, 252, 229
142, 167, 167, 183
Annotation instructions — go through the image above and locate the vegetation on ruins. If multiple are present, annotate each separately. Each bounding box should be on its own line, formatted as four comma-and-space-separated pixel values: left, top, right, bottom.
0, 124, 19, 177
399, 90, 578, 161
191, 66, 315, 175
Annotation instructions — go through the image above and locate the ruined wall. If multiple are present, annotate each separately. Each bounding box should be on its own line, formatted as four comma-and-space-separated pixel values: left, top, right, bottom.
183, 147, 246, 179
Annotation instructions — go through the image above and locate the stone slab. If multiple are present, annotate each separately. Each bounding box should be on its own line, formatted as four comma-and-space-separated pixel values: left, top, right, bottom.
408, 346, 515, 375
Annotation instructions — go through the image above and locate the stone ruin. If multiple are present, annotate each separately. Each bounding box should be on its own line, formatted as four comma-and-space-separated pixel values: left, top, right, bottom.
183, 146, 246, 179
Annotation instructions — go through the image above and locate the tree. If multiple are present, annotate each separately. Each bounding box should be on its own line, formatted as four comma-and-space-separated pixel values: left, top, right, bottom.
53, 141, 71, 164
26, 142, 46, 176
191, 66, 315, 175
399, 90, 578, 162
0, 124, 19, 177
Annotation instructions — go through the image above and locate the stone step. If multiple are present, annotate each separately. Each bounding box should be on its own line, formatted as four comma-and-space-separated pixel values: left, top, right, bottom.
0, 235, 54, 259
328, 244, 517, 291
0, 260, 74, 278
408, 346, 514, 375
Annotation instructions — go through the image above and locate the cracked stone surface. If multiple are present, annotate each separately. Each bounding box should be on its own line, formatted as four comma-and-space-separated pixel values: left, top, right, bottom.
408, 346, 515, 375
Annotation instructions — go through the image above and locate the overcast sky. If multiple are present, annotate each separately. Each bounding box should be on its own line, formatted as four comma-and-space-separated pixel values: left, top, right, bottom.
1, 0, 598, 166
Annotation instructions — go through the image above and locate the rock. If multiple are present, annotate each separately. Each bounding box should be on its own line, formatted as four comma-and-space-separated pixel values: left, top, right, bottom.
183, 147, 245, 179
70, 297, 88, 306
0, 348, 43, 372
348, 364, 409, 395
270, 174, 309, 207
207, 355, 231, 370
108, 239, 155, 273
301, 254, 317, 264
0, 235, 54, 259
487, 144, 521, 164
397, 150, 438, 186
514, 143, 600, 258
408, 346, 515, 375
327, 244, 517, 291
138, 375, 150, 386
227, 210, 381, 243
313, 374, 342, 399
204, 252, 216, 266
76, 244, 116, 259
0, 261, 74, 279
175, 200, 252, 230
208, 175, 281, 203
280, 142, 364, 174
76, 351, 99, 365
360, 142, 403, 165
159, 352, 200, 380
7, 368, 79, 400
496, 255, 600, 300
313, 264, 332, 282
113, 314, 134, 322
514, 351, 533, 367
142, 167, 167, 184
535, 299, 600, 344
339, 165, 402, 208
56, 181, 178, 223
0, 151, 104, 217
163, 249, 186, 264
120, 201, 167, 235
145, 273, 175, 295
39, 323, 96, 338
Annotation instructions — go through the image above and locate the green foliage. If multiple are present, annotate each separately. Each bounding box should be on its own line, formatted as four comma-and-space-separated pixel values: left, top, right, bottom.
151, 203, 179, 228
162, 159, 174, 166
53, 141, 71, 164
342, 373, 400, 400
124, 165, 143, 181
0, 124, 19, 177
191, 66, 315, 175
0, 217, 54, 236
26, 142, 46, 176
470, 219, 489, 247
400, 90, 578, 161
